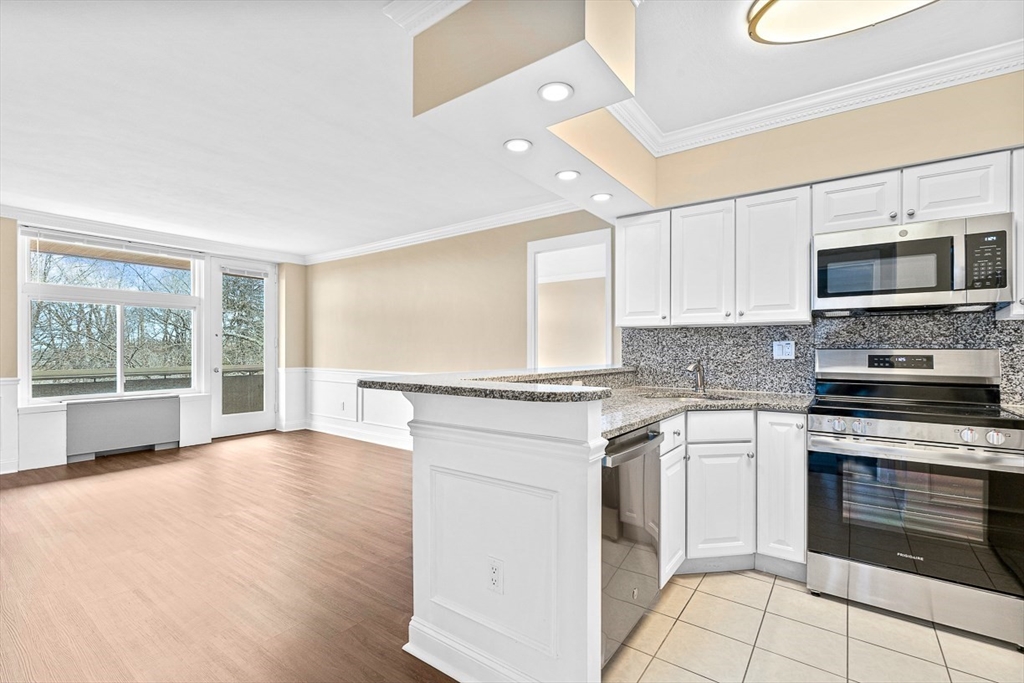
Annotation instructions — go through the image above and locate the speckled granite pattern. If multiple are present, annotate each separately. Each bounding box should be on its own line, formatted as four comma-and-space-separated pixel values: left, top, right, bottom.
357, 366, 634, 402
601, 387, 812, 439
622, 311, 1024, 403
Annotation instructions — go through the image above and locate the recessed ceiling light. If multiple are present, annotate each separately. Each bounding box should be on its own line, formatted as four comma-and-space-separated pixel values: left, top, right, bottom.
591, 193, 612, 202
504, 138, 532, 153
555, 170, 580, 181
538, 82, 574, 102
747, 0, 937, 45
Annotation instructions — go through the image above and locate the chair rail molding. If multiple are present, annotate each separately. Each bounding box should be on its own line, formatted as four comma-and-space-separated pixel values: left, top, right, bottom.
609, 39, 1024, 157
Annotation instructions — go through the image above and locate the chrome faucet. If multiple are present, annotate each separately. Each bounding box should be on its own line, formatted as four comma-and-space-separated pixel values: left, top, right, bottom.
686, 361, 706, 393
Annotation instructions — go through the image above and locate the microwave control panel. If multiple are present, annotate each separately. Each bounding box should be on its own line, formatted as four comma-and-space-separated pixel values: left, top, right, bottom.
965, 231, 1007, 290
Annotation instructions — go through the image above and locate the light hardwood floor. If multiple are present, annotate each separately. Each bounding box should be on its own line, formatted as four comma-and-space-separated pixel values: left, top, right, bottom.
0, 430, 455, 683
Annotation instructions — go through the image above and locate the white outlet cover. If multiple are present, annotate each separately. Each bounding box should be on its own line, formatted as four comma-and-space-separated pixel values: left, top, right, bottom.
772, 341, 795, 360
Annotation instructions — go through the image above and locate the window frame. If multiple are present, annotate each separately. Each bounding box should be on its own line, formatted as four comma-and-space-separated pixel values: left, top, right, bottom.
19, 228, 204, 404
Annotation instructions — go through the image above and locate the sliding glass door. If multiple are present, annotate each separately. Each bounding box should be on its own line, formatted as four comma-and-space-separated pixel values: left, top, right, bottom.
210, 259, 277, 438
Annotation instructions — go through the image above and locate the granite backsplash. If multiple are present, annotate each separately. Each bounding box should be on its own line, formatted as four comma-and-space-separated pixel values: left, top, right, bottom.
621, 311, 1024, 403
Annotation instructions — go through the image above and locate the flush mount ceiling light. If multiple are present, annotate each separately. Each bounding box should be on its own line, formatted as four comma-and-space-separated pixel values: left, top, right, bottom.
591, 193, 613, 202
503, 138, 532, 153
555, 170, 580, 181
538, 82, 574, 102
747, 0, 938, 45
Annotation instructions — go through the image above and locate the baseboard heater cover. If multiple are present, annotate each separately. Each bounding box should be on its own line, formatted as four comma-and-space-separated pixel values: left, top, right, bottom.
66, 396, 180, 459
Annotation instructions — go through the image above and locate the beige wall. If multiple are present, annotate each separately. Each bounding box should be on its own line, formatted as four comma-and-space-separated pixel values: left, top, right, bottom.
413, 0, 584, 116
657, 72, 1024, 207
537, 277, 606, 368
306, 211, 612, 372
0, 217, 17, 378
278, 263, 307, 368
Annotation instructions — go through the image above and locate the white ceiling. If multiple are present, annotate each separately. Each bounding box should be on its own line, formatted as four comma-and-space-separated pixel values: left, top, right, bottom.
0, 0, 556, 258
1, 0, 1021, 259
635, 0, 1024, 133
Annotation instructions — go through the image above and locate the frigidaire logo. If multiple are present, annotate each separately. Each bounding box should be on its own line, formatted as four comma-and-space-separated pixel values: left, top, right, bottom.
897, 552, 924, 561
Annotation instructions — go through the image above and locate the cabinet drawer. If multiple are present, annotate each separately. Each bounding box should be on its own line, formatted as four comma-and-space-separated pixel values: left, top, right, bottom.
687, 410, 755, 443
660, 412, 687, 454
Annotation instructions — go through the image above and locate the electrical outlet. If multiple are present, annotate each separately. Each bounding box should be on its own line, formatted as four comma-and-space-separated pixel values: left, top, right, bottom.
772, 341, 795, 360
488, 557, 504, 595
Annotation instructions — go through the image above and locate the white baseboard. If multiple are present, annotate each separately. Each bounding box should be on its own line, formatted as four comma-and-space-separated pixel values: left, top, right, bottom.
405, 617, 533, 683
308, 416, 412, 450
0, 459, 18, 475
278, 419, 310, 432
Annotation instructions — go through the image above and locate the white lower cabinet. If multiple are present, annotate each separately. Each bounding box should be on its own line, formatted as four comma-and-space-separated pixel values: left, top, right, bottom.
658, 445, 686, 587
686, 441, 756, 559
756, 412, 807, 563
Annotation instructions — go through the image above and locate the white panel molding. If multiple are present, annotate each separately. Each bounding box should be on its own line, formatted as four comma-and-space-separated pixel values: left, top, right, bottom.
277, 368, 309, 432
305, 199, 578, 265
405, 617, 533, 683
0, 379, 19, 475
302, 368, 416, 450
0, 205, 306, 264
382, 0, 471, 36
609, 39, 1024, 157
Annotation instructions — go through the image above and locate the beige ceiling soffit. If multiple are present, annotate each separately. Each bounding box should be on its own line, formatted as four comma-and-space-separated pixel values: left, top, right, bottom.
0, 205, 306, 265
609, 38, 1024, 158
382, 0, 472, 36
584, 0, 636, 95
304, 199, 578, 265
548, 108, 656, 206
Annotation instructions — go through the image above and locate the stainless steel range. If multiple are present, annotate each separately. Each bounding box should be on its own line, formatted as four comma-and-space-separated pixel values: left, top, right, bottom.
806, 349, 1024, 647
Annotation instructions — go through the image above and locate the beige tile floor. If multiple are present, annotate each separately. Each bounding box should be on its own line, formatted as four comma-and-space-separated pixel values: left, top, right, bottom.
602, 569, 1024, 683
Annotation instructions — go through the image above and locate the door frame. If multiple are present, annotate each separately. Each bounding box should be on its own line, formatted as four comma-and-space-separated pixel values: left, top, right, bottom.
526, 229, 613, 368
208, 257, 278, 438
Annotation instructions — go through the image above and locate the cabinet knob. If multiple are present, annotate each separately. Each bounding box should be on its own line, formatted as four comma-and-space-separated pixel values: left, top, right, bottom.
725, 311, 732, 317
906, 209, 916, 217
746, 452, 755, 459
661, 315, 667, 320
683, 454, 690, 461
796, 423, 804, 430
738, 311, 745, 317
889, 211, 898, 220
673, 429, 682, 437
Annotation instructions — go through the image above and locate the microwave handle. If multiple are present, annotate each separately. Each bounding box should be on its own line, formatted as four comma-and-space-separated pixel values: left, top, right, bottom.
953, 232, 966, 291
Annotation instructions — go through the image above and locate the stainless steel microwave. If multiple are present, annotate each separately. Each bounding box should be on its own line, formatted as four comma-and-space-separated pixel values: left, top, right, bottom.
812, 213, 1015, 312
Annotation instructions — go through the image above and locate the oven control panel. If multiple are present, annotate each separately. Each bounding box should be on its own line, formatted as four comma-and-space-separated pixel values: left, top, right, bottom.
808, 414, 1023, 451
965, 231, 1007, 290
868, 354, 934, 369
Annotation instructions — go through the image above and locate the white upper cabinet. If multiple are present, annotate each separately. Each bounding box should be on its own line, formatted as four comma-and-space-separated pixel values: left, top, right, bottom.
998, 148, 1023, 320
756, 412, 807, 564
902, 151, 1011, 223
736, 186, 812, 324
686, 441, 756, 559
812, 170, 900, 234
670, 201, 736, 325
615, 212, 671, 327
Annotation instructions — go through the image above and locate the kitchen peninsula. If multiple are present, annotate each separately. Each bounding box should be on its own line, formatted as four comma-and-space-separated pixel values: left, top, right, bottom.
358, 367, 810, 683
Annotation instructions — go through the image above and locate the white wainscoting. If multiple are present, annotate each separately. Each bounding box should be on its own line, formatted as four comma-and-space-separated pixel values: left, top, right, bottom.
18, 402, 68, 472
0, 379, 20, 475
301, 368, 414, 450
277, 368, 309, 432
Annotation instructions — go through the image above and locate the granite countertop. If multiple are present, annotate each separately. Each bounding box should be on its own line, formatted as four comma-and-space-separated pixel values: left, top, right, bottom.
601, 387, 813, 439
357, 366, 633, 402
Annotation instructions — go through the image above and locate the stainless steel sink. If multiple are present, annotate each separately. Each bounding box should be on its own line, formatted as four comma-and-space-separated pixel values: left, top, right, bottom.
637, 392, 734, 402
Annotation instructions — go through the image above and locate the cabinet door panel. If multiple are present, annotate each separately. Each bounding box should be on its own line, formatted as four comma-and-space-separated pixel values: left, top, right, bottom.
812, 171, 900, 234
736, 187, 811, 324
659, 447, 686, 587
686, 442, 756, 558
997, 148, 1023, 320
644, 450, 660, 542
615, 213, 671, 327
903, 151, 1011, 223
756, 412, 807, 564
670, 201, 735, 325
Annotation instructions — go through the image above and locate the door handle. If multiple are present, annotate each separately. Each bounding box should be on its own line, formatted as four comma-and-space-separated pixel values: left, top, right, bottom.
213, 368, 220, 373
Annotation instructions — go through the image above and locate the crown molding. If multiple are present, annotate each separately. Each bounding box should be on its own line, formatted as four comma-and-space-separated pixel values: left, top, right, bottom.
0, 205, 306, 264
609, 39, 1024, 158
382, 0, 471, 36
305, 199, 579, 265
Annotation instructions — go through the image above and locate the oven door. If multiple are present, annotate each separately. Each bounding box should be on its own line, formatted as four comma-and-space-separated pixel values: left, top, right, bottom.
812, 220, 965, 310
807, 436, 1024, 598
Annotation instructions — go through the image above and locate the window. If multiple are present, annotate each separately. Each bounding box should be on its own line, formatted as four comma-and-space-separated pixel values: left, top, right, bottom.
23, 231, 201, 401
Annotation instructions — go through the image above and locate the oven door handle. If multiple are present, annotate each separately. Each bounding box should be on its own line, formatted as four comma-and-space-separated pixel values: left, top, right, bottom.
807, 435, 1024, 474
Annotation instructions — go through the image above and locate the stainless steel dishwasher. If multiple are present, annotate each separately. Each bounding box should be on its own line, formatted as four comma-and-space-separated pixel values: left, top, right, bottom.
601, 424, 665, 667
